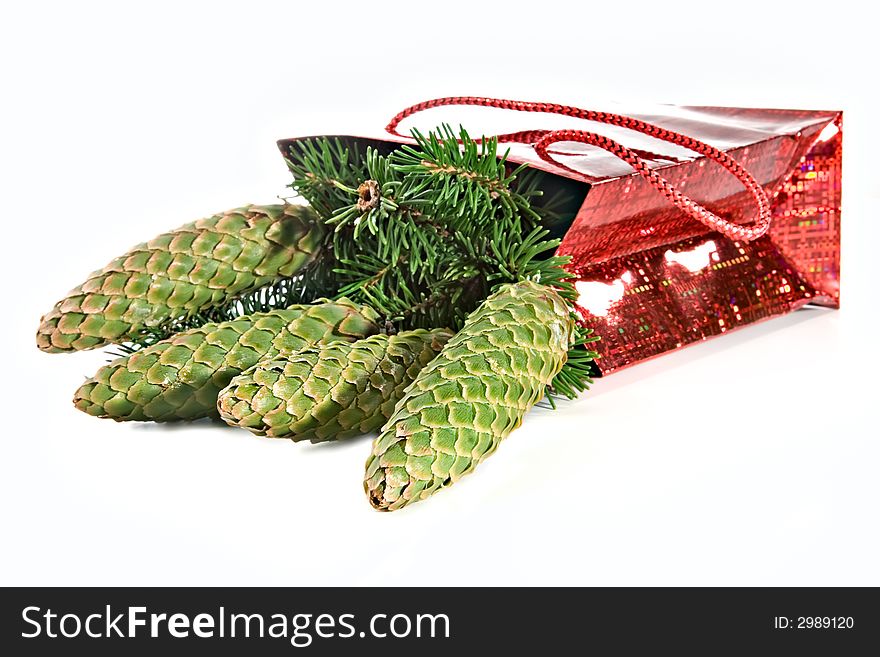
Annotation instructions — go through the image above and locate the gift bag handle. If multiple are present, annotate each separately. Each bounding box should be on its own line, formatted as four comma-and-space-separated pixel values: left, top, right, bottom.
386, 96, 771, 242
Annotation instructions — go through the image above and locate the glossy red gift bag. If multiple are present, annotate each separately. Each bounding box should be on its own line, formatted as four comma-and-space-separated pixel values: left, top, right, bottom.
278, 97, 842, 374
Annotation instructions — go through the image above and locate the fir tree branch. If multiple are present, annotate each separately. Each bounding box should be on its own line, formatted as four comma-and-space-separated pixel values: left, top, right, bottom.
266, 127, 595, 396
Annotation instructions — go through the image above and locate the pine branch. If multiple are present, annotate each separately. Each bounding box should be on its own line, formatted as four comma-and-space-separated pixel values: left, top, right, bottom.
550, 326, 601, 402
275, 127, 595, 395
284, 138, 370, 218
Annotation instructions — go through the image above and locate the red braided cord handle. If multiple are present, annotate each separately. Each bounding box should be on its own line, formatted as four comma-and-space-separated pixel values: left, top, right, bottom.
386, 96, 771, 242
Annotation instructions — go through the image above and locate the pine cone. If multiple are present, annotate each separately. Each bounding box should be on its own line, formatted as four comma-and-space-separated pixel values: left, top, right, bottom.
38, 204, 325, 353
364, 281, 574, 511
218, 329, 452, 442
73, 299, 380, 422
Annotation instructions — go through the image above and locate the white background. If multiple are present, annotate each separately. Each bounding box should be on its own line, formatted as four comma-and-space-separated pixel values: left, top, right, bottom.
2, 1, 877, 586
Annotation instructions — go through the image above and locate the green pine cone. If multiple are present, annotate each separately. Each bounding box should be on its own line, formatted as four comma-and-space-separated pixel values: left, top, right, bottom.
364, 280, 575, 511
217, 329, 453, 442
38, 204, 325, 353
73, 299, 380, 422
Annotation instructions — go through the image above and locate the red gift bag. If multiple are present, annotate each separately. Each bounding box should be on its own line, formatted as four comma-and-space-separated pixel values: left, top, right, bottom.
278, 97, 842, 374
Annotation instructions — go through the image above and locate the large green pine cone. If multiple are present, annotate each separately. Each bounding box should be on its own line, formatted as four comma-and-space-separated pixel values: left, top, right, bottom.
38, 204, 325, 353
73, 300, 380, 422
217, 329, 453, 442
364, 281, 574, 511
